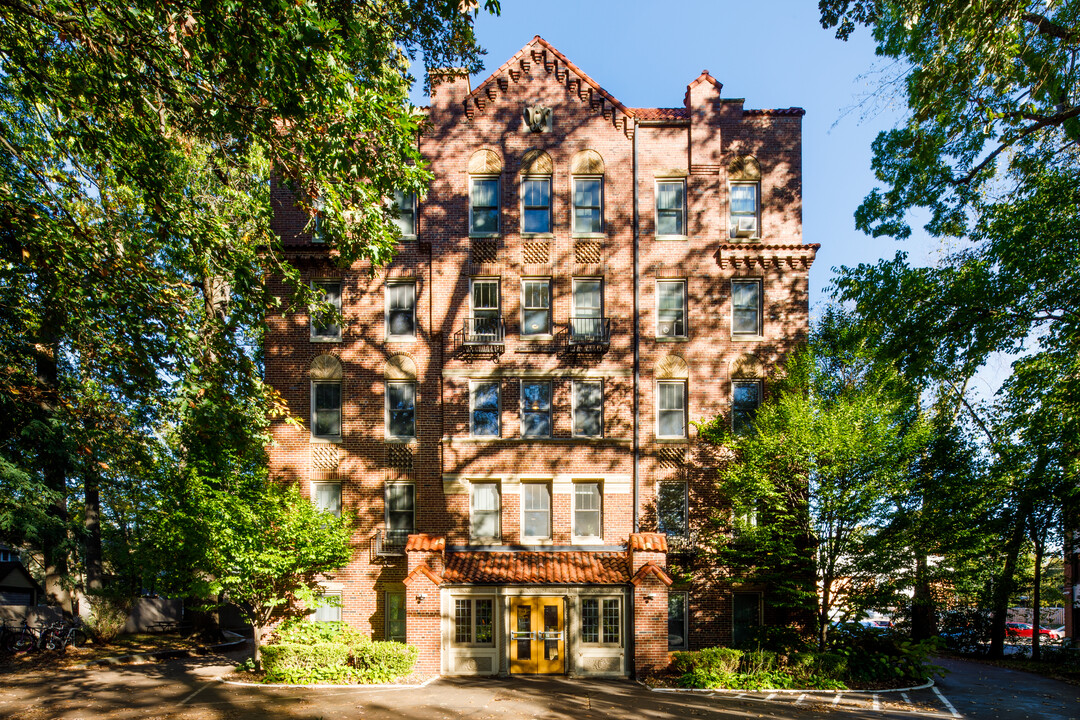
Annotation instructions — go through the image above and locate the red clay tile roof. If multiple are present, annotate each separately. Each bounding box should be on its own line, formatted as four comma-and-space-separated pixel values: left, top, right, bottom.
743, 108, 806, 116
406, 534, 446, 552
632, 563, 674, 587
443, 551, 631, 585
629, 532, 668, 552
630, 108, 689, 122
404, 564, 443, 587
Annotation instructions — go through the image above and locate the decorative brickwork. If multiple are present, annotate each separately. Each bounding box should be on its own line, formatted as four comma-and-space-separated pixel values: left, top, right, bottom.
470, 239, 498, 265
522, 240, 550, 265
574, 239, 602, 264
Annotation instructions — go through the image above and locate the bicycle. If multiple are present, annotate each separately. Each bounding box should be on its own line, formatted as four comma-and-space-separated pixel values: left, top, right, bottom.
44, 620, 88, 652
2, 620, 44, 653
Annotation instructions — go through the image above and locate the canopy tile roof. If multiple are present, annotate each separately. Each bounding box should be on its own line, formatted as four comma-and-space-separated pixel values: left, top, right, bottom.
443, 551, 630, 585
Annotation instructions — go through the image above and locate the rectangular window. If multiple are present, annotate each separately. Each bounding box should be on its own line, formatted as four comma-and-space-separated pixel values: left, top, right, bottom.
454, 597, 494, 645
521, 178, 551, 234
470, 381, 500, 437
520, 381, 552, 437
470, 278, 501, 341
385, 483, 415, 536
732, 380, 761, 435
312, 381, 342, 439
655, 180, 685, 236
657, 381, 686, 438
522, 483, 551, 539
668, 592, 688, 650
386, 591, 406, 642
470, 482, 501, 540
573, 178, 602, 234
313, 481, 342, 517
386, 382, 416, 439
310, 280, 342, 341
573, 381, 603, 437
312, 593, 341, 623
732, 280, 762, 336
470, 178, 499, 235
656, 280, 687, 338
392, 190, 416, 237
582, 598, 620, 644
574, 482, 602, 538
571, 279, 603, 342
730, 182, 759, 238
386, 281, 416, 339
657, 482, 688, 536
521, 279, 551, 336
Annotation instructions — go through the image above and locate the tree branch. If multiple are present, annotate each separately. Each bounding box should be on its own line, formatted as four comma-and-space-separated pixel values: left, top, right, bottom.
1023, 12, 1077, 43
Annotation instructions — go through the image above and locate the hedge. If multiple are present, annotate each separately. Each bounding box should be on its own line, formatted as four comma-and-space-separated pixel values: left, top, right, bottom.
261, 622, 419, 685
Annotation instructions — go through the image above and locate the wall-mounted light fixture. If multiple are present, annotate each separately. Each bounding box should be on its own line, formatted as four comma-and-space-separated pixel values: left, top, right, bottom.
416, 593, 427, 603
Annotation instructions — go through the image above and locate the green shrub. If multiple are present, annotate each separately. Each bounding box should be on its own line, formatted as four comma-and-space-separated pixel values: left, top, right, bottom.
262, 642, 355, 684
350, 640, 418, 683
671, 647, 743, 675
261, 621, 418, 684
273, 619, 367, 646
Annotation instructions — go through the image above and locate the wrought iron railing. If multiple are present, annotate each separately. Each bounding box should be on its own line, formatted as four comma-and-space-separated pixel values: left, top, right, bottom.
566, 317, 611, 347
461, 317, 505, 345
375, 529, 409, 556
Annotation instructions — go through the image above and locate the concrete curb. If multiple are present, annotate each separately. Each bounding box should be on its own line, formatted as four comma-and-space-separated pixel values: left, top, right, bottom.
74, 634, 250, 668
217, 674, 440, 690
644, 678, 935, 694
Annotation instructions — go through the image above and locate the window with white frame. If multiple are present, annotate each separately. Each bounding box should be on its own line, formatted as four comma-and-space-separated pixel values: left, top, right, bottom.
386, 591, 406, 642
311, 381, 342, 440
729, 182, 759, 238
656, 280, 687, 338
521, 483, 551, 540
313, 481, 342, 517
392, 190, 416, 237
657, 381, 686, 439
470, 177, 499, 235
311, 197, 326, 243
571, 278, 603, 342
655, 180, 686, 236
574, 482, 602, 539
520, 380, 551, 437
454, 597, 495, 645
732, 279, 762, 336
572, 177, 603, 234
657, 481, 688, 536
732, 380, 761, 435
386, 281, 416, 340
310, 280, 342, 341
312, 593, 341, 623
668, 592, 688, 650
521, 177, 551, 234
581, 597, 620, 644
470, 380, 500, 437
470, 481, 501, 540
385, 483, 415, 537
386, 382, 416, 439
470, 278, 501, 340
573, 380, 603, 437
521, 279, 551, 336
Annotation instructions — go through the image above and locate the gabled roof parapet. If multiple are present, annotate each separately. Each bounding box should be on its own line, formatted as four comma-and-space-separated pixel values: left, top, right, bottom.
629, 532, 668, 553
405, 533, 446, 552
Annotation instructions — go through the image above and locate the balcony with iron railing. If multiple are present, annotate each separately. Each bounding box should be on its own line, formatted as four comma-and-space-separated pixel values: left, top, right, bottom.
375, 529, 409, 557
452, 317, 506, 360
559, 316, 611, 354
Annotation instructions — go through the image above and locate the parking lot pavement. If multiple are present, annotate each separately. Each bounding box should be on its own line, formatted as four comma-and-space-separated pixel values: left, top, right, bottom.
0, 655, 1076, 720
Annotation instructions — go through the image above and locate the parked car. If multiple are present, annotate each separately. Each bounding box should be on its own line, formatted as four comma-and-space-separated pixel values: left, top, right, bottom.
1045, 626, 1065, 640
1005, 622, 1056, 639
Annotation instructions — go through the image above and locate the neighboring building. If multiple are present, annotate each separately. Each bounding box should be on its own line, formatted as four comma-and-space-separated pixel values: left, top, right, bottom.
267, 36, 816, 677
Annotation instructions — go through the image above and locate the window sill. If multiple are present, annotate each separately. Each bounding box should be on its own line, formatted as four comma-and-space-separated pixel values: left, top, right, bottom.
731, 334, 765, 342
384, 437, 418, 445
727, 236, 762, 243
654, 437, 689, 444
469, 233, 500, 239
655, 235, 688, 241
654, 336, 689, 343
386, 336, 418, 343
519, 334, 555, 342
398, 235, 417, 242
571, 233, 606, 240
521, 233, 555, 239
572, 536, 603, 545
310, 336, 343, 343
468, 539, 503, 546
520, 538, 555, 545
310, 436, 343, 444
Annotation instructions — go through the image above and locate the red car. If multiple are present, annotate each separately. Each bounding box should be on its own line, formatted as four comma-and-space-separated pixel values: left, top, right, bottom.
1005, 622, 1055, 638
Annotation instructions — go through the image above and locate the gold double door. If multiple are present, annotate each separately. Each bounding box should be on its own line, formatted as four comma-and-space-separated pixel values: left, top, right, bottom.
509, 597, 565, 674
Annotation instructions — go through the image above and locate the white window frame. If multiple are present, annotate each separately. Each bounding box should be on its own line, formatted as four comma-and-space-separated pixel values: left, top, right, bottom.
731, 278, 763, 338
453, 596, 496, 646
312, 480, 342, 518
385, 482, 416, 536
520, 481, 552, 541
385, 280, 417, 341
655, 179, 687, 238
571, 175, 604, 235
572, 380, 604, 438
656, 279, 688, 339
729, 181, 760, 239
385, 381, 416, 440
732, 379, 762, 435
572, 480, 603, 541
392, 190, 417, 239
310, 279, 342, 342
310, 380, 342, 441
385, 591, 406, 643
520, 278, 552, 338
469, 277, 501, 331
311, 592, 342, 623
469, 176, 500, 237
668, 591, 689, 650
469, 481, 501, 542
520, 380, 552, 438
470, 380, 501, 437
581, 596, 622, 645
656, 380, 687, 439
520, 176, 552, 235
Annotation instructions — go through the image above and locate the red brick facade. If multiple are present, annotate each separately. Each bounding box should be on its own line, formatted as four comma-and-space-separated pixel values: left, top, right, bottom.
267, 36, 816, 677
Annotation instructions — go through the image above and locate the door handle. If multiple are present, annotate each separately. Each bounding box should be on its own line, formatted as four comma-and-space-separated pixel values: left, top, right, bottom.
541, 631, 563, 640
510, 631, 534, 640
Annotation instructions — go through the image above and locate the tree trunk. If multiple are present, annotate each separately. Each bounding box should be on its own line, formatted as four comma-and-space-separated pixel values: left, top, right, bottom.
251, 621, 262, 670
990, 507, 1030, 658
818, 575, 831, 650
36, 307, 70, 615
911, 550, 936, 640
1031, 529, 1043, 662
84, 469, 104, 593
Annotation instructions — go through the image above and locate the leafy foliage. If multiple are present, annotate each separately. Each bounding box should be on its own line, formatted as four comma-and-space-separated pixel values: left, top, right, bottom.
262, 620, 418, 684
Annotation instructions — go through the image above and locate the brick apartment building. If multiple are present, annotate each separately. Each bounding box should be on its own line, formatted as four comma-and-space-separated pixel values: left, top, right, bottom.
267, 36, 817, 677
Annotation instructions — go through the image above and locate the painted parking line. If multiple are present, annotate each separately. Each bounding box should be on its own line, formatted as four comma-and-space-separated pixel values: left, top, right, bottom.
832, 693, 843, 706
794, 693, 805, 705
932, 686, 962, 718
873, 694, 880, 710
